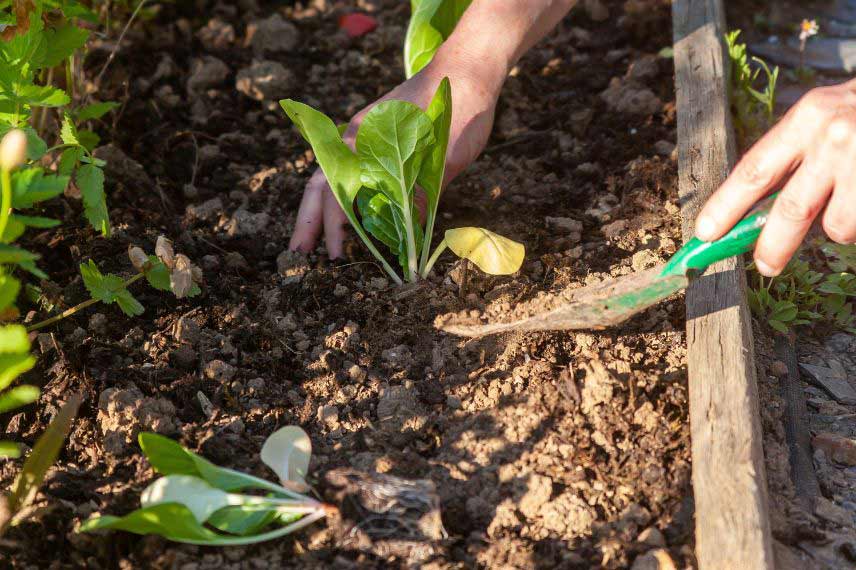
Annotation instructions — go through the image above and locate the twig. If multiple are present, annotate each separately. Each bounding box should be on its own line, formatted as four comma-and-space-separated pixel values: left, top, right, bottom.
92, 0, 148, 96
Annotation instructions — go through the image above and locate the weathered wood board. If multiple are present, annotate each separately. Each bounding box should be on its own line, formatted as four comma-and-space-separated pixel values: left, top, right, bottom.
672, 1, 775, 568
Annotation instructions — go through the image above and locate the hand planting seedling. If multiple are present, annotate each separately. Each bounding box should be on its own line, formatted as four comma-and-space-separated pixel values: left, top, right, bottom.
81, 426, 331, 545
405, 0, 472, 78
281, 79, 524, 285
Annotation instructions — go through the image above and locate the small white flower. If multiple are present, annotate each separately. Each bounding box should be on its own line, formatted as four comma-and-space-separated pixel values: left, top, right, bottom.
799, 19, 819, 42
0, 129, 27, 172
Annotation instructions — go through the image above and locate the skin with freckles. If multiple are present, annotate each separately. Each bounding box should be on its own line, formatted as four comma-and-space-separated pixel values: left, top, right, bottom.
290, 0, 854, 273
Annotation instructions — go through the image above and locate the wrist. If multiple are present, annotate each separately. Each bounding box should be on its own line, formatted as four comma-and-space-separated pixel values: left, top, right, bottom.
427, 36, 509, 100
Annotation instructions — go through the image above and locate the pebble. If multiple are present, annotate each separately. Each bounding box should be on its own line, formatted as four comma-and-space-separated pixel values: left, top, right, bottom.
347, 364, 367, 383
637, 526, 666, 548
226, 208, 270, 236
174, 316, 200, 345
317, 405, 340, 429
169, 346, 198, 370
186, 197, 224, 222
446, 395, 462, 409
600, 77, 662, 115
770, 360, 788, 378
333, 284, 348, 298
631, 549, 676, 570
602, 219, 628, 239
89, 313, 108, 335
236, 60, 293, 101
204, 359, 236, 382
187, 56, 230, 95
246, 13, 299, 55
545, 216, 583, 237
654, 140, 675, 157
369, 277, 389, 290
196, 18, 235, 51
224, 251, 249, 271
201, 254, 220, 271
813, 433, 856, 465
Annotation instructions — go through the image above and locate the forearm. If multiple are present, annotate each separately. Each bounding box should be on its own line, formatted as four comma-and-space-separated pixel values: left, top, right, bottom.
432, 0, 579, 92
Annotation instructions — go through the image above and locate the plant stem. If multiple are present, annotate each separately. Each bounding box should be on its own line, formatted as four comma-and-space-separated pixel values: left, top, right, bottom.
418, 209, 437, 277
353, 225, 404, 286
401, 198, 419, 282
422, 238, 447, 277
26, 272, 145, 332
0, 168, 13, 243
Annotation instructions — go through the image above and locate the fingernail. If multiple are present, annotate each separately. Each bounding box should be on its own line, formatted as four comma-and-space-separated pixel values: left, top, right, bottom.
695, 216, 716, 241
755, 259, 779, 277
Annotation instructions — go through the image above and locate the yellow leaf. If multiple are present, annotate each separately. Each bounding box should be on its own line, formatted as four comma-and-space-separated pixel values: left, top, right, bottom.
445, 227, 524, 275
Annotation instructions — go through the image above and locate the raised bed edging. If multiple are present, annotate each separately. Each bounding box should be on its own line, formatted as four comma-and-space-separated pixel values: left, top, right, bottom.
672, 1, 775, 568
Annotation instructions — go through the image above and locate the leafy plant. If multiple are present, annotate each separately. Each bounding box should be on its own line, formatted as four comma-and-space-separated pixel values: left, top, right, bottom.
0, 324, 37, 458
27, 236, 203, 332
281, 80, 524, 285
725, 30, 779, 146
404, 0, 471, 78
1, 395, 80, 535
748, 243, 856, 334
81, 426, 331, 545
1, 0, 115, 237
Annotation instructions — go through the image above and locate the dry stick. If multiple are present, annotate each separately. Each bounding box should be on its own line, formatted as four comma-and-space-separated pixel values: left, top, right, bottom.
774, 334, 820, 512
91, 0, 148, 97
26, 272, 145, 332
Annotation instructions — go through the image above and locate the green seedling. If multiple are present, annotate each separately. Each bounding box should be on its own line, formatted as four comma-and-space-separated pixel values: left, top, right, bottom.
1, 1, 116, 236
748, 242, 856, 334
81, 426, 331, 545
725, 30, 779, 146
27, 236, 203, 332
405, 0, 471, 78
281, 80, 524, 285
1, 395, 80, 534
0, 324, 37, 459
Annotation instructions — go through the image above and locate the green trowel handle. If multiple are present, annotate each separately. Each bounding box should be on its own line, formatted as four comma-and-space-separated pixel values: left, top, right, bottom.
659, 193, 777, 278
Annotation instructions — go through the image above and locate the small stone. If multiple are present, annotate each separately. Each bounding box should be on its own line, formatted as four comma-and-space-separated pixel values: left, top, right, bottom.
186, 197, 224, 221
813, 433, 856, 466
446, 395, 462, 409
225, 418, 245, 434
317, 405, 340, 429
770, 360, 788, 378
226, 209, 270, 236
174, 316, 201, 345
247, 377, 265, 391
631, 549, 677, 570
187, 56, 230, 95
182, 183, 198, 199
236, 60, 293, 101
169, 346, 198, 370
519, 474, 552, 519
627, 55, 660, 81
815, 497, 852, 526
584, 0, 609, 21
381, 344, 413, 367
333, 284, 348, 298
637, 526, 666, 548
601, 77, 662, 115
246, 14, 299, 55
224, 251, 249, 271
347, 364, 366, 383
575, 162, 601, 176
201, 254, 220, 271
654, 140, 675, 157
369, 277, 389, 290
204, 359, 236, 382
545, 216, 583, 236
602, 219, 628, 239
89, 313, 108, 335
196, 18, 235, 51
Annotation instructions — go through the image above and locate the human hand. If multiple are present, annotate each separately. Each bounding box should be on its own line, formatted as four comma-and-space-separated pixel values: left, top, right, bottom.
696, 80, 856, 276
288, 58, 501, 259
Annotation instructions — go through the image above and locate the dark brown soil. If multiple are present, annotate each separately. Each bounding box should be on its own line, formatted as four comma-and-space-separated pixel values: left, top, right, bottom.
1, 1, 696, 568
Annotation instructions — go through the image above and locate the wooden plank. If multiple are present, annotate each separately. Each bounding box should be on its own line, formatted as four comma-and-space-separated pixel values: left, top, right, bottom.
672, 2, 775, 569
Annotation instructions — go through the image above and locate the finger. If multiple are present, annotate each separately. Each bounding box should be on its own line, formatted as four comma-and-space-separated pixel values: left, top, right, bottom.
288, 170, 326, 253
322, 184, 349, 259
695, 110, 805, 241
753, 153, 834, 276
822, 151, 856, 245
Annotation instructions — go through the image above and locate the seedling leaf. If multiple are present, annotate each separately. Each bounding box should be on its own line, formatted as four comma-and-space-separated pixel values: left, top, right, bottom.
445, 227, 525, 275
260, 426, 312, 489
76, 164, 110, 237
0, 384, 39, 414
141, 475, 234, 523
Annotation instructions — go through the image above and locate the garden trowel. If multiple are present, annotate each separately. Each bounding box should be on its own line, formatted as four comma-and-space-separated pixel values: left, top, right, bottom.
436, 195, 776, 337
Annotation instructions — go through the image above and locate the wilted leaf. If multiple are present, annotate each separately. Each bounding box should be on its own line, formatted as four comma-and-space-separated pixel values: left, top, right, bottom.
260, 426, 312, 491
